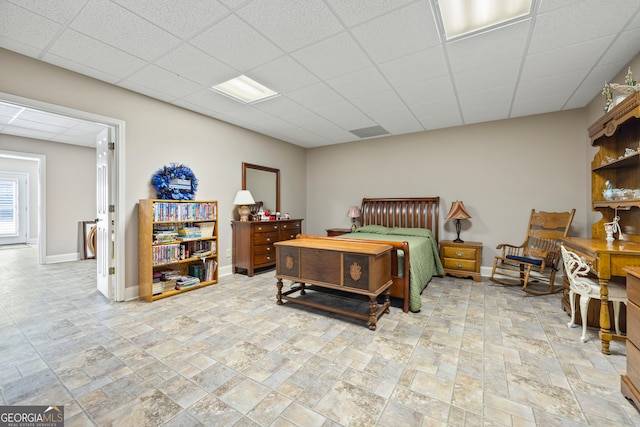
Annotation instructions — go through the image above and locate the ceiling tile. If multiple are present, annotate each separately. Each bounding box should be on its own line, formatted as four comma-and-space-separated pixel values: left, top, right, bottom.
462, 102, 513, 126
5, 0, 87, 23
249, 55, 319, 94
237, 0, 343, 52
47, 29, 147, 79
351, 2, 440, 63
42, 53, 122, 84
284, 83, 344, 110
511, 91, 575, 117
113, 0, 230, 39
324, 0, 417, 27
367, 107, 424, 135
1, 2, 62, 50
69, 0, 181, 61
125, 64, 203, 99
313, 101, 376, 130
327, 67, 391, 100
155, 44, 236, 87
413, 98, 463, 130
189, 14, 283, 71
453, 59, 520, 96
516, 70, 587, 101
396, 76, 456, 106
378, 46, 448, 88
529, 0, 640, 54
520, 38, 613, 82
291, 32, 372, 80
458, 85, 514, 113
350, 90, 406, 114
599, 28, 640, 66
251, 95, 306, 117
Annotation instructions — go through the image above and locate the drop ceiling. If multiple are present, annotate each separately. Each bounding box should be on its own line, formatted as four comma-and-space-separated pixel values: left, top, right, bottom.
1, 0, 640, 149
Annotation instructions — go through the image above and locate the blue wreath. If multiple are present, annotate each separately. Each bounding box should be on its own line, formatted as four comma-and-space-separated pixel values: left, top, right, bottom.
151, 163, 198, 200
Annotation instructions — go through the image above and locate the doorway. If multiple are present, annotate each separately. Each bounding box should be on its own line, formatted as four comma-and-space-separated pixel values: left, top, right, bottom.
0, 92, 126, 301
0, 171, 28, 245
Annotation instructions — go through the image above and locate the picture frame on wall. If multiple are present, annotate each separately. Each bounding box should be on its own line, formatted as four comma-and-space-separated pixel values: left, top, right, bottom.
82, 220, 97, 259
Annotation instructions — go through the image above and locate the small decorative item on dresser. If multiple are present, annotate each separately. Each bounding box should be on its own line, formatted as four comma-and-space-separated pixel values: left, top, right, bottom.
347, 205, 361, 232
445, 200, 472, 243
233, 190, 255, 222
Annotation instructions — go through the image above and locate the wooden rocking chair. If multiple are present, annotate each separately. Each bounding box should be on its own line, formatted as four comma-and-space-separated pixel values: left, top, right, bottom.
490, 209, 575, 295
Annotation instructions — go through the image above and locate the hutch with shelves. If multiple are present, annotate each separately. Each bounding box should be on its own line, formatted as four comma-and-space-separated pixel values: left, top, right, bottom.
589, 91, 640, 240
563, 93, 640, 325
138, 199, 218, 301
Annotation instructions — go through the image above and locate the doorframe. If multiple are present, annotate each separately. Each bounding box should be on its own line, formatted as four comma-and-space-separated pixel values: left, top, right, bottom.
0, 170, 29, 245
0, 92, 126, 301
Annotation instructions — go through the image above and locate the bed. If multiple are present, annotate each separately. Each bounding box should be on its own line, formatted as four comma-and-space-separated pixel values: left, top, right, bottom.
303, 197, 443, 313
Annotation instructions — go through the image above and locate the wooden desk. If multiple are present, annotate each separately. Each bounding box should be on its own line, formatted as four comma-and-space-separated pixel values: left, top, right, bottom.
561, 237, 640, 354
274, 237, 393, 330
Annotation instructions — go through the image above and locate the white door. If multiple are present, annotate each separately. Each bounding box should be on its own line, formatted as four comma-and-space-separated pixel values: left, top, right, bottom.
0, 172, 28, 245
96, 128, 115, 299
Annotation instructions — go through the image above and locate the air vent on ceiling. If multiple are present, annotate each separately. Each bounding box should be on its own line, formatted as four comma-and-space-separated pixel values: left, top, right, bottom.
349, 125, 389, 139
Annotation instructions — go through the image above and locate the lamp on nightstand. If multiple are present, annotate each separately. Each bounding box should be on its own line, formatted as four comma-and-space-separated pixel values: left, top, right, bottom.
233, 190, 255, 222
347, 206, 361, 232
446, 200, 472, 243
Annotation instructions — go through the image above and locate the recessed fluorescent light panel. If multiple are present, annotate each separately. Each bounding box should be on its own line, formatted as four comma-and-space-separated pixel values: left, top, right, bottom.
211, 75, 278, 104
435, 0, 533, 40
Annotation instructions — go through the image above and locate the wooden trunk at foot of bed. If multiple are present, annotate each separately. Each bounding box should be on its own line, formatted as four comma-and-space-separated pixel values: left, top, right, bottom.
297, 234, 410, 311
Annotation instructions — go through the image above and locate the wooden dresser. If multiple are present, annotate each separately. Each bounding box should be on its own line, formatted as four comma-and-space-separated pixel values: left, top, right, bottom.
623, 267, 640, 409
231, 219, 303, 276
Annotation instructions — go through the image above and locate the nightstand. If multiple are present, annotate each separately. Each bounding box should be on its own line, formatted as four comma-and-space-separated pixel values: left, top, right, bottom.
440, 240, 482, 282
326, 228, 352, 237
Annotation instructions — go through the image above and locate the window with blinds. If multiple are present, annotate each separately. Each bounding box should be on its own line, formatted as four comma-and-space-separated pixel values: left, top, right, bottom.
0, 179, 17, 236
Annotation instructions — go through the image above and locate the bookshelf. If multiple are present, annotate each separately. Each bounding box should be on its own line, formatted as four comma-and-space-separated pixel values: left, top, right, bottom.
138, 199, 218, 301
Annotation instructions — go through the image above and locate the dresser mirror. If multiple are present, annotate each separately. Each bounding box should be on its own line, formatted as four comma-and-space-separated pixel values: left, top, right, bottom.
242, 162, 280, 214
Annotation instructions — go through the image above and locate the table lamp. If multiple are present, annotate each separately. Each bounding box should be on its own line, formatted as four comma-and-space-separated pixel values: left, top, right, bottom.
445, 200, 471, 243
347, 205, 361, 232
233, 190, 255, 222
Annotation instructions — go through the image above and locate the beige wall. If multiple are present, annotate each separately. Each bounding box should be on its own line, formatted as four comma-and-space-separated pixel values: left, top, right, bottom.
2, 44, 638, 292
0, 48, 307, 292
305, 110, 589, 268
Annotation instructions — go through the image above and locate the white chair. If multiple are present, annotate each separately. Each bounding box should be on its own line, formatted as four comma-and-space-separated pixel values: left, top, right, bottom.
561, 245, 627, 342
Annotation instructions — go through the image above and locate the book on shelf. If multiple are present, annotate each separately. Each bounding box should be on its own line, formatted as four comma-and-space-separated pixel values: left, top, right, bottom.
192, 250, 212, 258
204, 259, 217, 282
178, 227, 201, 239
152, 202, 217, 222
196, 222, 215, 238
175, 275, 200, 289
188, 264, 205, 281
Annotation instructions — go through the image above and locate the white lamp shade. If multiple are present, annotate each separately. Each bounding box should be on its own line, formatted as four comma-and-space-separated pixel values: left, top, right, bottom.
233, 190, 255, 205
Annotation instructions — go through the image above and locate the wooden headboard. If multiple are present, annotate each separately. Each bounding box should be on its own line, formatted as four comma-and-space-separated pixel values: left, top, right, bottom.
359, 197, 440, 242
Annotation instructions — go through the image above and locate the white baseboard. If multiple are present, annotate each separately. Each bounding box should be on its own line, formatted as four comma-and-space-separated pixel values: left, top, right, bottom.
46, 252, 81, 263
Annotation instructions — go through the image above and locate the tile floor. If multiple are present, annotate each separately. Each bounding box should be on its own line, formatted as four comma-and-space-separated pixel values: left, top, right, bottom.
1, 245, 640, 426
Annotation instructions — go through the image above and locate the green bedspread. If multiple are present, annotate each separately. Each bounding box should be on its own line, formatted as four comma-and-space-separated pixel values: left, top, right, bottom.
339, 226, 444, 312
